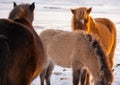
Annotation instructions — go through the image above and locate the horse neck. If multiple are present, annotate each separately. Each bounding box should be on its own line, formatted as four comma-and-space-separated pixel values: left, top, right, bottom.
89, 55, 113, 85
88, 17, 96, 33
18, 18, 40, 40
20, 18, 33, 29
23, 18, 41, 42
86, 37, 113, 83
92, 64, 112, 82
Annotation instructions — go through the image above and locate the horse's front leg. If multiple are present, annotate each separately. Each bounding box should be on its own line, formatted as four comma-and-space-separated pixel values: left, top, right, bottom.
40, 73, 45, 85
40, 68, 46, 85
72, 69, 80, 85
72, 62, 82, 85
81, 68, 90, 85
45, 60, 54, 85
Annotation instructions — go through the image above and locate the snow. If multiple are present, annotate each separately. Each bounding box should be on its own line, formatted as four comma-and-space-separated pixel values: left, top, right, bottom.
0, 0, 120, 85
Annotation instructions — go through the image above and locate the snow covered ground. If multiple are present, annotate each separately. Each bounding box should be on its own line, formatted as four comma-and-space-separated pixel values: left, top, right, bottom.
0, 0, 120, 85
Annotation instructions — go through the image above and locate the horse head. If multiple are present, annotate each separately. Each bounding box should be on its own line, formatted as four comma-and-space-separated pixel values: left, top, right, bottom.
71, 7, 92, 31
8, 2, 35, 26
94, 64, 113, 85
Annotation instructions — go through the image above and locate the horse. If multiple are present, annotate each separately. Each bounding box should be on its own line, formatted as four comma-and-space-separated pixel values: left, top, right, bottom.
39, 29, 113, 85
0, 2, 46, 85
71, 7, 116, 69
8, 2, 53, 85
8, 2, 54, 85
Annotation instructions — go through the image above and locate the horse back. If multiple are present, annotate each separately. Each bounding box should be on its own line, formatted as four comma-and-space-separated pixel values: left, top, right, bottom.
93, 18, 116, 56
0, 19, 34, 49
94, 18, 116, 33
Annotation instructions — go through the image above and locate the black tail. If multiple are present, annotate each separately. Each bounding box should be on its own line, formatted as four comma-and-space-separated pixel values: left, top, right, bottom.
0, 35, 10, 85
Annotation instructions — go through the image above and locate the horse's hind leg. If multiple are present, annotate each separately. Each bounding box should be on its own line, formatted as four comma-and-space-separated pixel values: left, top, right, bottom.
45, 60, 54, 85
81, 69, 90, 85
40, 69, 46, 85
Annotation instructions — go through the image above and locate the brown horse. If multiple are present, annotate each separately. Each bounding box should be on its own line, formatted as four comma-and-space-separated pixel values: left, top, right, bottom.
0, 2, 46, 85
71, 7, 116, 69
8, 2, 53, 85
39, 29, 113, 85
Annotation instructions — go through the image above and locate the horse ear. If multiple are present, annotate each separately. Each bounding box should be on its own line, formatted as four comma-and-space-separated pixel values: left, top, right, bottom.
71, 9, 76, 14
87, 7, 92, 14
13, 2, 17, 7
30, 2, 35, 11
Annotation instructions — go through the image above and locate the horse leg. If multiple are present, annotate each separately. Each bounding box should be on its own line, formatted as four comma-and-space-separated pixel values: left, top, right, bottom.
45, 60, 54, 85
85, 71, 90, 85
40, 69, 46, 85
72, 59, 83, 85
81, 69, 90, 85
72, 69, 80, 85
81, 69, 86, 85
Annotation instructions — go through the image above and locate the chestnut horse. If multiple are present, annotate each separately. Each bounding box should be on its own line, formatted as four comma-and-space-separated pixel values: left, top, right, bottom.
71, 7, 116, 69
0, 2, 46, 85
39, 29, 113, 85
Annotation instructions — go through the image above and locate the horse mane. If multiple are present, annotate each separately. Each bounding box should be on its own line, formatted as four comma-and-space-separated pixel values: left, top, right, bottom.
85, 33, 113, 82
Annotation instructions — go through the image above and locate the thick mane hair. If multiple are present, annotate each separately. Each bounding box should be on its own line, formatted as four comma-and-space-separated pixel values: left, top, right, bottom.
81, 31, 111, 70
85, 33, 113, 83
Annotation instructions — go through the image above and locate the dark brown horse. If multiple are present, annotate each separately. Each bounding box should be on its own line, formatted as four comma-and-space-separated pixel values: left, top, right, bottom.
0, 2, 46, 85
8, 2, 53, 85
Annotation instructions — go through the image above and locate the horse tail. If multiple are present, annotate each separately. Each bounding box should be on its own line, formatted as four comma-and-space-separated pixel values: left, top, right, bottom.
0, 35, 10, 85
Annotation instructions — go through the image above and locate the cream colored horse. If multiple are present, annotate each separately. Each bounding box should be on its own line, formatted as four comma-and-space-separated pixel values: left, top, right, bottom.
39, 29, 113, 85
